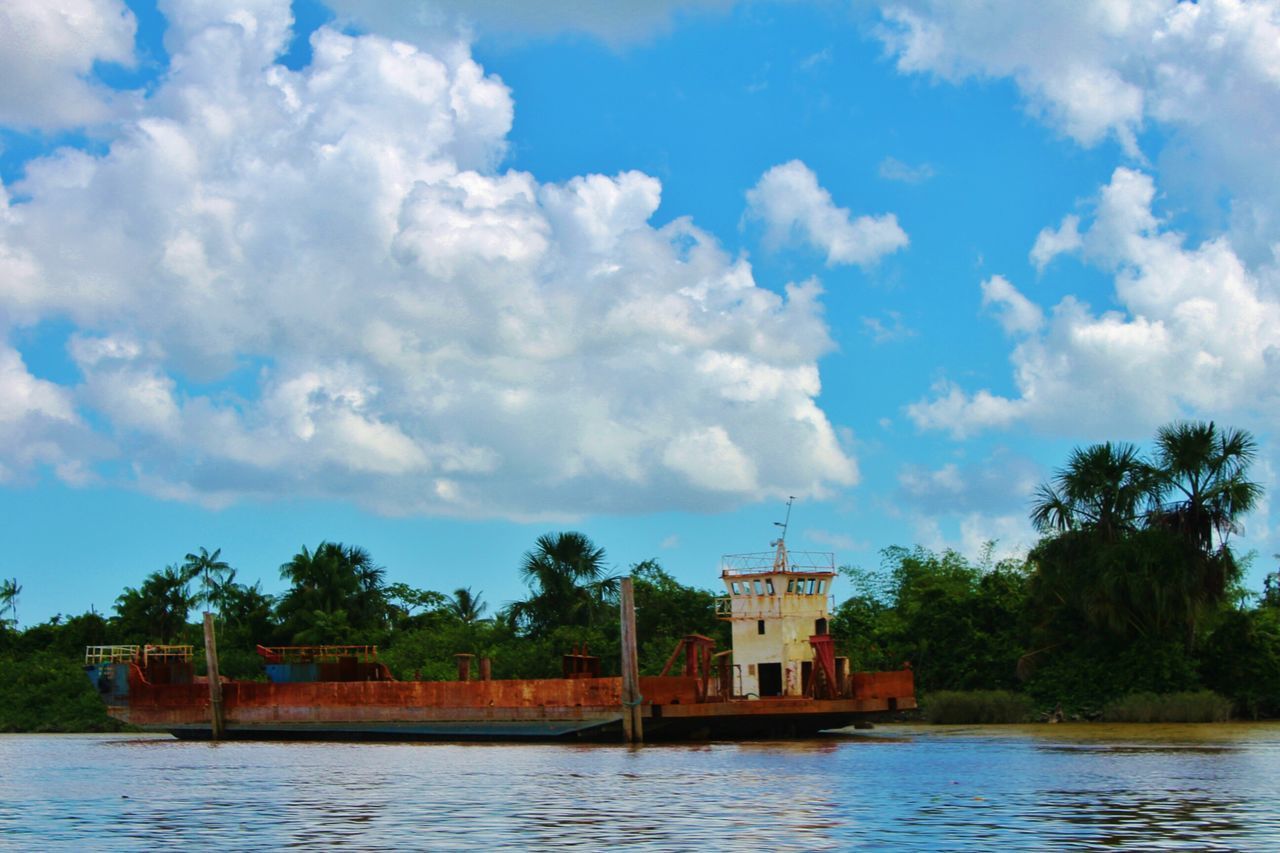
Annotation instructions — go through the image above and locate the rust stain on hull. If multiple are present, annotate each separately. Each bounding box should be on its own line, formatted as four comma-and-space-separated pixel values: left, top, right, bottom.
103, 664, 914, 741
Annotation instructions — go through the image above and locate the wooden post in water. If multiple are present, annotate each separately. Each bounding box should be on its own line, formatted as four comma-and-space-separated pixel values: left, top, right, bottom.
202, 612, 224, 741
619, 577, 643, 744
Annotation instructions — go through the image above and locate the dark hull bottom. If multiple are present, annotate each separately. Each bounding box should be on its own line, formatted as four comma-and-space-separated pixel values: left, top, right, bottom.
163, 710, 899, 743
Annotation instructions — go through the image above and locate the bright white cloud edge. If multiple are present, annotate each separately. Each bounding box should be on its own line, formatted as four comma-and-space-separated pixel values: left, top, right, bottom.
0, 0, 861, 519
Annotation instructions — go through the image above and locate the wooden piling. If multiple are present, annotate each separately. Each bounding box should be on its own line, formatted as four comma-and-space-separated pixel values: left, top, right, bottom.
479, 657, 492, 681
454, 653, 474, 682
619, 577, 643, 744
202, 612, 224, 741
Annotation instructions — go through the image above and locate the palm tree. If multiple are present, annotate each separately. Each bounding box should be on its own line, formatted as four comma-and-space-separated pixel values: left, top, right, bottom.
0, 578, 20, 628
183, 547, 231, 615
277, 542, 388, 642
114, 565, 197, 643
1028, 423, 1262, 651
511, 532, 618, 636
1150, 421, 1262, 551
449, 587, 488, 624
220, 579, 276, 639
1030, 442, 1157, 539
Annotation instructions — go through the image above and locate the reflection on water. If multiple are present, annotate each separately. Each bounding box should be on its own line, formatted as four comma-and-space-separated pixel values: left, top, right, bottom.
2, 725, 1279, 850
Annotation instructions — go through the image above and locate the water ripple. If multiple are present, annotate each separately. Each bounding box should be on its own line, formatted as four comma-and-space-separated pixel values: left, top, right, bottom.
2, 726, 1280, 851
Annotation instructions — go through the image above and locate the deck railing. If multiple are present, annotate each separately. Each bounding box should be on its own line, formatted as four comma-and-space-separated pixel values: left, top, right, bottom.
143, 645, 193, 663
85, 645, 141, 664
721, 551, 835, 575
256, 644, 379, 663
85, 645, 195, 665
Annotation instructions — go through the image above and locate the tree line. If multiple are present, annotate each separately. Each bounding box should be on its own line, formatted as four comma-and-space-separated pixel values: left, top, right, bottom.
0, 532, 729, 730
2, 419, 1278, 730
833, 421, 1280, 717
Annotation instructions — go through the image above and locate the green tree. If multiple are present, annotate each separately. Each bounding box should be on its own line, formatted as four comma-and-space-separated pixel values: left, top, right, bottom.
1021, 421, 1265, 711
449, 587, 488, 624
1150, 421, 1262, 551
220, 579, 277, 640
629, 560, 727, 674
385, 583, 449, 631
508, 532, 618, 637
1029, 423, 1259, 653
113, 565, 197, 643
0, 578, 20, 629
276, 542, 389, 643
1030, 442, 1156, 539
833, 546, 1028, 693
182, 547, 231, 615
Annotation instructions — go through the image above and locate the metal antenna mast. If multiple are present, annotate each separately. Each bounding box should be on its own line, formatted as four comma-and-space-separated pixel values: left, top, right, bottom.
771, 496, 797, 571
773, 496, 796, 545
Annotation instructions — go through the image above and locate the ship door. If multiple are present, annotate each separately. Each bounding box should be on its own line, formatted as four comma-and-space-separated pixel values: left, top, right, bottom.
758, 662, 783, 697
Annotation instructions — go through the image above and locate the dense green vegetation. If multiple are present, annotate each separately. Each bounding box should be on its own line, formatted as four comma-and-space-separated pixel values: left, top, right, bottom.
832, 421, 1280, 721
923, 690, 1034, 724
2, 419, 1277, 731
0, 533, 728, 731
1100, 691, 1233, 723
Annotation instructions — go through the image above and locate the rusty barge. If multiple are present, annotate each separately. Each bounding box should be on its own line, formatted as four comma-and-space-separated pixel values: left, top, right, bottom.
85, 542, 915, 741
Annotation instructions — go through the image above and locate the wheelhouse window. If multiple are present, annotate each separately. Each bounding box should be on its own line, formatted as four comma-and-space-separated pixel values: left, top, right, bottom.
753, 579, 763, 595
786, 579, 795, 593
765, 579, 775, 594
730, 581, 740, 595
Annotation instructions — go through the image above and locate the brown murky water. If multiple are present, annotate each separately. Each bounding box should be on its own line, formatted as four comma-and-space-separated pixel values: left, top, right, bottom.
3, 724, 1279, 850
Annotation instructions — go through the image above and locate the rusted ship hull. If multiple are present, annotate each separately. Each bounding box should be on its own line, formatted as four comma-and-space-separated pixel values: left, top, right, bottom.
89, 662, 915, 742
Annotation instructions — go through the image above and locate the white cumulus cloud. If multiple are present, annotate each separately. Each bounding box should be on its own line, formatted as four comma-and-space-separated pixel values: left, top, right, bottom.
909, 167, 1280, 439
0, 0, 137, 128
981, 274, 1043, 336
325, 0, 737, 46
746, 160, 909, 267
0, 0, 857, 517
873, 0, 1280, 261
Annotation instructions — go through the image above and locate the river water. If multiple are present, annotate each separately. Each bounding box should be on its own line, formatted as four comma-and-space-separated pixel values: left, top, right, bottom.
3, 724, 1279, 850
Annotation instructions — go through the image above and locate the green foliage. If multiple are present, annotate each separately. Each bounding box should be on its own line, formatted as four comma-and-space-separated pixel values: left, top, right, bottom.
507, 532, 619, 638
1019, 421, 1270, 714
9, 497, 1280, 732
1149, 422, 1262, 552
1030, 441, 1155, 538
114, 565, 198, 643
381, 619, 511, 681
923, 690, 1033, 724
276, 542, 389, 643
1198, 605, 1280, 718
1022, 637, 1200, 714
1028, 422, 1259, 655
0, 578, 21, 628
0, 651, 126, 732
630, 560, 728, 674
1029, 527, 1238, 648
1101, 691, 1233, 723
833, 546, 1028, 693
384, 583, 450, 632
183, 547, 231, 615
448, 587, 488, 624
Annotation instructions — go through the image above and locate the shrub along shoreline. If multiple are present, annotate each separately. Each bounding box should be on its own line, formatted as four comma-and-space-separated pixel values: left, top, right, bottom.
921, 689, 1238, 725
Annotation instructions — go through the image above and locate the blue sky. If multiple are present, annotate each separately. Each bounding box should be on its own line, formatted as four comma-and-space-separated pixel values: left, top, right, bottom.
2, 0, 1279, 625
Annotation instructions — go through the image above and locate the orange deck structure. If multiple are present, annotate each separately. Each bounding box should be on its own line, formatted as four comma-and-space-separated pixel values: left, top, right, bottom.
86, 539, 916, 741
86, 638, 914, 741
